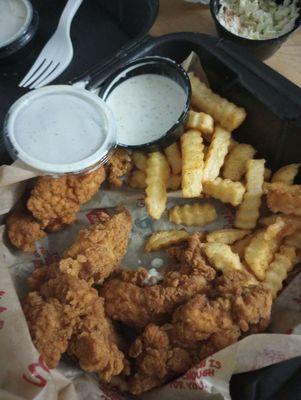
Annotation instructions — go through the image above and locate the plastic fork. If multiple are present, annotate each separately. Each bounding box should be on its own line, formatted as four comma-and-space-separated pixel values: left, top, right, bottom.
19, 0, 84, 89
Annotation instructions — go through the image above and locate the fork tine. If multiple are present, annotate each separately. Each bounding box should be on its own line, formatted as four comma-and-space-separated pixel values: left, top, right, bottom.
30, 62, 61, 89
19, 58, 47, 87
22, 61, 53, 88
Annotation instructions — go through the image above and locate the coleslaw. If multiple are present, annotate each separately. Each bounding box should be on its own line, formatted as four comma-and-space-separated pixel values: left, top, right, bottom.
217, 0, 300, 40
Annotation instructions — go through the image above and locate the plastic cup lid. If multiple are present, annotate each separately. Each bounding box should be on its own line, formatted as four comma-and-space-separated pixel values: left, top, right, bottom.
4, 85, 117, 174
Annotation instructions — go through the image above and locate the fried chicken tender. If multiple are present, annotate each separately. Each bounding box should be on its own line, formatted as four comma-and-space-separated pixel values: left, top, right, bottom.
265, 182, 301, 216
63, 208, 132, 282
6, 211, 46, 252
24, 274, 125, 380
27, 167, 106, 231
101, 235, 215, 328
106, 148, 132, 187
28, 208, 132, 288
128, 271, 272, 394
23, 292, 75, 368
128, 324, 193, 395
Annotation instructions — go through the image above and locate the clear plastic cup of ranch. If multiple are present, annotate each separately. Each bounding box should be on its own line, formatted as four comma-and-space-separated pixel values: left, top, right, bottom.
3, 85, 117, 176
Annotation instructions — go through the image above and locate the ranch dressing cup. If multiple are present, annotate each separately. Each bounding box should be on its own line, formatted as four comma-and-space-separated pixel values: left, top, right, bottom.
100, 56, 191, 151
0, 0, 39, 60
3, 85, 117, 175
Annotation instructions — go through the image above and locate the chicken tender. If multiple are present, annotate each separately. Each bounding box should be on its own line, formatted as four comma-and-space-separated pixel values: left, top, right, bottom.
6, 211, 46, 252
24, 274, 125, 380
106, 148, 132, 187
27, 167, 106, 231
265, 182, 301, 216
128, 271, 272, 394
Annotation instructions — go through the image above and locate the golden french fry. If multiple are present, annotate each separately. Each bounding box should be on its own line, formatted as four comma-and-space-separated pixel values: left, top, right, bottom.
145, 230, 189, 252
271, 163, 300, 184
169, 203, 217, 226
145, 152, 170, 220
231, 233, 254, 261
284, 229, 301, 250
164, 143, 182, 175
264, 182, 301, 216
234, 159, 265, 229
203, 243, 243, 273
206, 229, 251, 244
181, 129, 204, 197
264, 245, 296, 299
203, 126, 231, 181
132, 152, 148, 171
186, 110, 214, 140
203, 178, 245, 206
167, 174, 181, 191
223, 143, 256, 181
128, 170, 146, 189
264, 168, 272, 182
244, 218, 286, 280
229, 139, 239, 151
189, 72, 247, 132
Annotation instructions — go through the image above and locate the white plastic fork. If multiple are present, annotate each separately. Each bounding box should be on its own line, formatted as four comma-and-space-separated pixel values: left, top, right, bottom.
19, 0, 84, 89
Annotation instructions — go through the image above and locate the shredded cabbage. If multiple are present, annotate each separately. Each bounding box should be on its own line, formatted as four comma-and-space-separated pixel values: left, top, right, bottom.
217, 0, 300, 40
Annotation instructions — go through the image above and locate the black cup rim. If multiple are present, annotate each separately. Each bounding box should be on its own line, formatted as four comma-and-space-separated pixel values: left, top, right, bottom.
99, 56, 191, 151
0, 5, 39, 59
210, 0, 301, 45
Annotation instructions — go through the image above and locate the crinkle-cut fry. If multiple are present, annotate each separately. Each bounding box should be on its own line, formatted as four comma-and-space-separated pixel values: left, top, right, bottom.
203, 243, 243, 274
272, 163, 300, 184
234, 159, 265, 229
164, 143, 182, 175
264, 182, 301, 216
284, 230, 301, 250
189, 72, 247, 132
264, 168, 272, 182
132, 152, 148, 171
145, 152, 170, 220
231, 233, 254, 261
202, 126, 231, 181
169, 203, 217, 226
145, 230, 189, 252
264, 245, 296, 299
167, 174, 181, 191
244, 218, 286, 281
229, 139, 239, 151
186, 110, 214, 138
206, 229, 251, 244
223, 143, 256, 181
128, 170, 146, 189
181, 129, 204, 197
203, 178, 245, 206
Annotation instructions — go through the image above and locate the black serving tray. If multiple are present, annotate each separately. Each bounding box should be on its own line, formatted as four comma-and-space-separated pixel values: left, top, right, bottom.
1, 1, 301, 397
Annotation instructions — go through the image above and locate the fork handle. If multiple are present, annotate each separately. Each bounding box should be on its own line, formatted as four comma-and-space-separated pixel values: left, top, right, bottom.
58, 0, 84, 33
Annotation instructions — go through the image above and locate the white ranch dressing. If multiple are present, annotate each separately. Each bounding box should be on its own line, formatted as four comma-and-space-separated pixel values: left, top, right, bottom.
0, 0, 31, 47
106, 74, 187, 146
6, 86, 116, 174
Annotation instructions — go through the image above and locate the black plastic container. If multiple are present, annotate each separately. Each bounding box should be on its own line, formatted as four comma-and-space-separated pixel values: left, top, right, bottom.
0, 0, 39, 62
99, 56, 191, 151
1, 0, 301, 396
210, 0, 301, 60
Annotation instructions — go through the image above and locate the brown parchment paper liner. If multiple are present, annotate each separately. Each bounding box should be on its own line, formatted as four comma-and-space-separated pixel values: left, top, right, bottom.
1, 53, 301, 400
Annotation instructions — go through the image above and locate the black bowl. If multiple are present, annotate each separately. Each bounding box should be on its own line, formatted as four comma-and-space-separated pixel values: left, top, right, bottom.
99, 56, 191, 152
210, 0, 301, 60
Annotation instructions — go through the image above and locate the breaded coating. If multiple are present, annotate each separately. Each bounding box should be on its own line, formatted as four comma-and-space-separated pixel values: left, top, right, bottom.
6, 211, 46, 252
28, 208, 132, 288
63, 208, 132, 282
128, 271, 272, 394
106, 148, 132, 187
129, 324, 193, 395
265, 182, 301, 216
24, 274, 125, 380
27, 167, 106, 231
23, 292, 75, 368
101, 234, 215, 328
